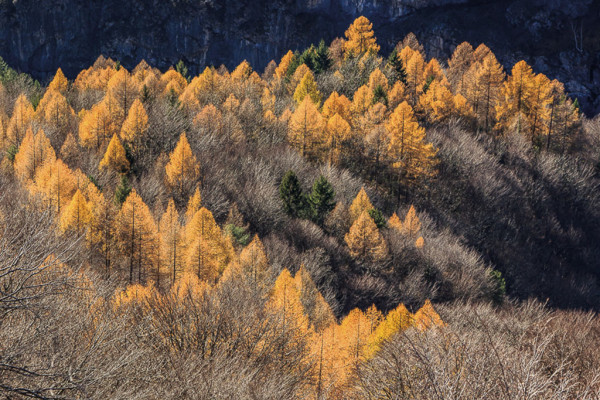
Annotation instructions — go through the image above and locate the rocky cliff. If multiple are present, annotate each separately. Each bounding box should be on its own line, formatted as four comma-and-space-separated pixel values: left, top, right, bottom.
1, 0, 599, 113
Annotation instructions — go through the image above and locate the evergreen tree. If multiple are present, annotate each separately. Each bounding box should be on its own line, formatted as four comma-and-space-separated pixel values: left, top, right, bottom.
308, 175, 336, 225
114, 175, 132, 205
368, 208, 386, 229
175, 60, 190, 82
387, 49, 407, 84
279, 170, 307, 218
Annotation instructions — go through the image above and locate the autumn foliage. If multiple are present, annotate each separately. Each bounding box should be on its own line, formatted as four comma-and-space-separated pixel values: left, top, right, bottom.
0, 15, 594, 399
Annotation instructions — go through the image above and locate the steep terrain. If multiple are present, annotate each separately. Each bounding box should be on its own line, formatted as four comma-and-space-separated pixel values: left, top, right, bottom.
1, 0, 600, 113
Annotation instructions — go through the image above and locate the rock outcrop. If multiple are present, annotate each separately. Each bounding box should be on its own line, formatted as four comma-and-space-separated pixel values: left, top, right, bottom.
0, 0, 599, 113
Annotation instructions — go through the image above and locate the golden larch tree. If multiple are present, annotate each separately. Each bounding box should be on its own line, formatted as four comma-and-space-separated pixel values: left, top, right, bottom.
447, 42, 475, 94
322, 91, 352, 121
78, 102, 115, 149
184, 207, 226, 283
6, 94, 34, 147
288, 97, 326, 160
14, 128, 56, 181
275, 50, 295, 80
160, 69, 188, 96
293, 70, 322, 105
230, 60, 253, 82
159, 198, 183, 285
344, 210, 388, 263
165, 132, 200, 199
268, 268, 310, 337
37, 90, 75, 139
343, 16, 380, 58
388, 212, 403, 231
184, 186, 202, 224
422, 58, 447, 85
365, 303, 413, 358
413, 299, 445, 330
464, 53, 505, 132
473, 43, 493, 62
120, 98, 148, 144
418, 80, 455, 123
338, 308, 371, 370
293, 266, 335, 332
239, 234, 269, 285
402, 48, 426, 104
193, 104, 223, 136
85, 184, 116, 275
289, 64, 311, 93
495, 60, 535, 135
527, 73, 553, 143
99, 134, 129, 173
325, 113, 351, 165
60, 132, 79, 164
386, 101, 437, 183
415, 236, 425, 248
47, 68, 69, 93
350, 85, 374, 119
349, 187, 374, 223
546, 80, 580, 153
115, 189, 159, 284
367, 68, 389, 93
59, 189, 92, 234
401, 205, 421, 237
387, 81, 407, 110
30, 158, 78, 214
107, 68, 140, 116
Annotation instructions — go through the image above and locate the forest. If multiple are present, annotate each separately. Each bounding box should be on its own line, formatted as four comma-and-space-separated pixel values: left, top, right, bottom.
1, 15, 600, 399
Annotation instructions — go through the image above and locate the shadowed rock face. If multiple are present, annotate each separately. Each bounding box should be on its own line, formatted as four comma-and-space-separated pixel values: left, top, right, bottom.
0, 0, 599, 113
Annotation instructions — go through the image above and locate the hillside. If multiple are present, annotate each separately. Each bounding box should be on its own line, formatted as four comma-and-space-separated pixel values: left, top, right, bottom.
1, 14, 600, 399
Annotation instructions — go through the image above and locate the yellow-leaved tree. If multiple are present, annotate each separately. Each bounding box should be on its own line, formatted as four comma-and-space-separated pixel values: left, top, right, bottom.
239, 234, 269, 286
99, 134, 129, 173
386, 101, 437, 184
401, 205, 421, 237
36, 90, 75, 141
59, 189, 92, 234
78, 102, 115, 150
495, 60, 535, 136
275, 50, 295, 80
29, 158, 77, 214
159, 198, 183, 285
115, 189, 159, 284
6, 94, 34, 147
47, 68, 69, 93
293, 70, 321, 105
107, 68, 140, 116
13, 128, 56, 181
268, 268, 310, 339
325, 113, 351, 165
344, 210, 388, 263
120, 98, 148, 144
418, 80, 455, 124
164, 132, 200, 201
447, 42, 475, 94
184, 207, 228, 283
365, 303, 413, 358
342, 16, 380, 58
350, 85, 374, 119
464, 53, 505, 132
288, 97, 326, 160
322, 91, 352, 121
349, 187, 374, 223
184, 186, 202, 224
413, 299, 445, 330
